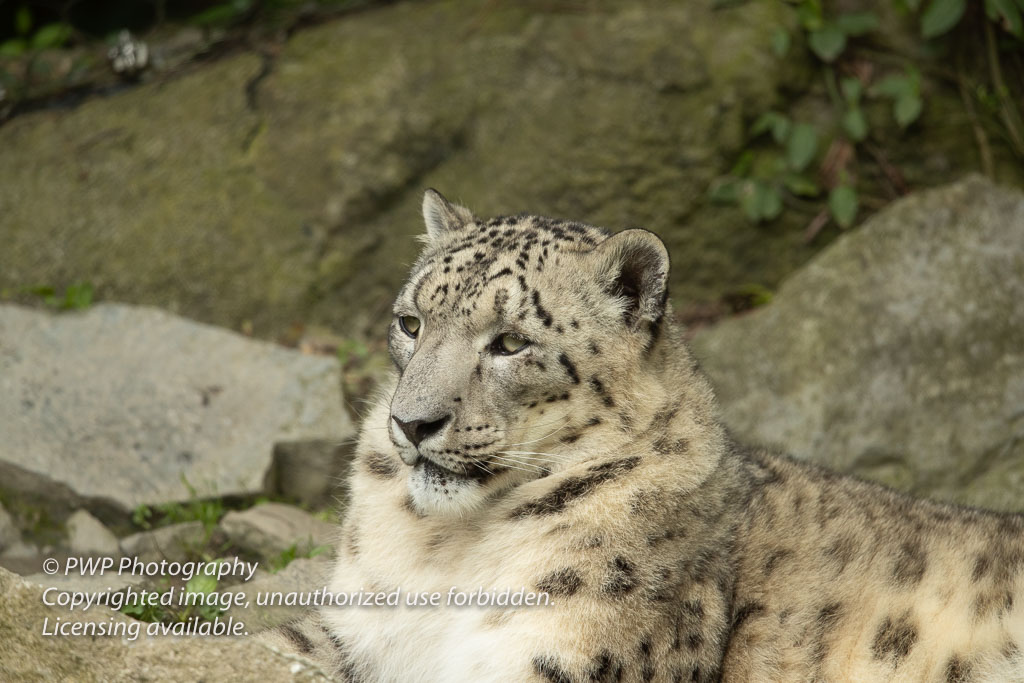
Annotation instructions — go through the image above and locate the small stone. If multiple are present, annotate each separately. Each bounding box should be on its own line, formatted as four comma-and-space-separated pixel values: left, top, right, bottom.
108, 30, 149, 77
0, 541, 38, 563
119, 521, 208, 562
220, 503, 336, 560
66, 509, 120, 556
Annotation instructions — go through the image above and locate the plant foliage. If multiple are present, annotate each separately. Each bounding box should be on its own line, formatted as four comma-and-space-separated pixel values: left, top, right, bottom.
709, 0, 1023, 233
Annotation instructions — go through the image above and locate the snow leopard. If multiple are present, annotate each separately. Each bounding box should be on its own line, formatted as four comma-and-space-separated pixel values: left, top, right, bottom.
267, 190, 1024, 682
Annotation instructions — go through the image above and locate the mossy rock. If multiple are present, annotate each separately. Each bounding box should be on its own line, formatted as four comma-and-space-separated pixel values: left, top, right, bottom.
0, 0, 813, 339
1, 0, 1010, 340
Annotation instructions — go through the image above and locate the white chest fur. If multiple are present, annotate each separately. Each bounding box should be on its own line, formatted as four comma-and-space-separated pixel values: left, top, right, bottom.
323, 558, 536, 682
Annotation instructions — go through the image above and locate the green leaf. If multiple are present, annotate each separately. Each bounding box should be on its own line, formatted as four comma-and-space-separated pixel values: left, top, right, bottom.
871, 74, 913, 99
835, 11, 880, 36
270, 544, 299, 573
190, 0, 253, 27
186, 573, 218, 596
797, 0, 824, 31
842, 108, 869, 141
786, 123, 819, 171
31, 23, 72, 50
772, 28, 791, 57
734, 283, 774, 307
190, 4, 240, 26
15, 6, 32, 36
840, 77, 863, 104
60, 283, 93, 310
759, 184, 783, 220
749, 112, 777, 136
739, 181, 759, 221
987, 0, 1024, 36
0, 39, 28, 57
808, 25, 847, 61
828, 185, 859, 228
771, 118, 791, 145
921, 0, 967, 37
740, 181, 783, 222
750, 111, 791, 144
708, 177, 742, 204
894, 93, 923, 127
132, 504, 153, 530
783, 173, 821, 197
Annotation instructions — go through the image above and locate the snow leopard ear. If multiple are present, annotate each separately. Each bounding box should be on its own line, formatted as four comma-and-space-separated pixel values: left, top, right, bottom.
422, 189, 474, 242
591, 229, 670, 336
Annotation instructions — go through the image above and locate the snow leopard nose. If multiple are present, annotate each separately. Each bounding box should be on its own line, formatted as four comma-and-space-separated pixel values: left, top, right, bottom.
392, 414, 451, 449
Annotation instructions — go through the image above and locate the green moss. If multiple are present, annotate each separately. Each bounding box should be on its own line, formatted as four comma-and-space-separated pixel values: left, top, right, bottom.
0, 0, 1015, 343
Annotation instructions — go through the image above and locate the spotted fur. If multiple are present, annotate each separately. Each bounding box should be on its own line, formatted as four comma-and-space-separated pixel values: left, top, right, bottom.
268, 191, 1024, 682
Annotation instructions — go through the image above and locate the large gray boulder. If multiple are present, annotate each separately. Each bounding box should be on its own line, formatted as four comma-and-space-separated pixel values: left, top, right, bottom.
692, 176, 1024, 512
0, 303, 353, 515
0, 566, 329, 681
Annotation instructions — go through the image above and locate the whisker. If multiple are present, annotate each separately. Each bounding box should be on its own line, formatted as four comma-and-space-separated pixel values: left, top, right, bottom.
496, 450, 573, 461
478, 457, 546, 475
493, 455, 568, 466
471, 459, 496, 476
495, 420, 572, 448
488, 453, 551, 466
480, 452, 547, 467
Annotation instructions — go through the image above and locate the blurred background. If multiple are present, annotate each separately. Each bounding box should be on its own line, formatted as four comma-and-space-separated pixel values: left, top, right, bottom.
2, 0, 1021, 342
0, 3, 1023, 667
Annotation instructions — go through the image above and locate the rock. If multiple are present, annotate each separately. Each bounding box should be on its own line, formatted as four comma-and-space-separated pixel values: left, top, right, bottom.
0, 541, 37, 561
0, 503, 19, 554
0, 545, 45, 578
0, 303, 353, 514
224, 557, 331, 632
220, 503, 336, 559
0, 566, 330, 681
266, 440, 355, 508
691, 176, 1024, 512
0, 0, 816, 340
119, 522, 208, 562
66, 510, 120, 556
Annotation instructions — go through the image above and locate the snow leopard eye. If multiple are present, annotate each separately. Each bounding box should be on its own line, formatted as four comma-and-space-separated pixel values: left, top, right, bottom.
399, 315, 421, 338
490, 333, 529, 355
